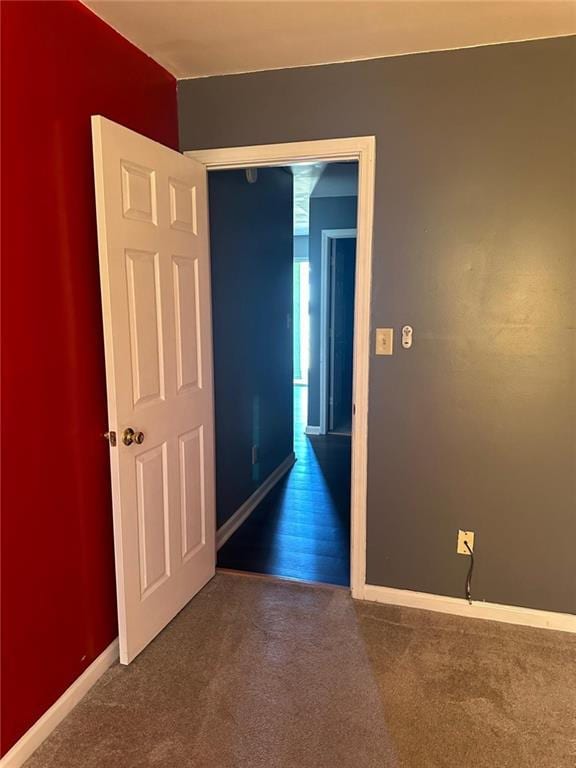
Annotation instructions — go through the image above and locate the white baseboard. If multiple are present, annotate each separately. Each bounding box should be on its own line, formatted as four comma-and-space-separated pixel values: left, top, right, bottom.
0, 639, 119, 768
361, 584, 576, 634
304, 426, 321, 436
216, 452, 296, 550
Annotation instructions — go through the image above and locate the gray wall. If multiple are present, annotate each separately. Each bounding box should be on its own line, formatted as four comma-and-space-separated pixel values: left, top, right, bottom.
180, 36, 576, 614
208, 168, 294, 528
308, 195, 358, 426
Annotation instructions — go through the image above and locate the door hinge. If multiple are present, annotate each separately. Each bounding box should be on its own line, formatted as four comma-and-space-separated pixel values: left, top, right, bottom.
104, 430, 117, 447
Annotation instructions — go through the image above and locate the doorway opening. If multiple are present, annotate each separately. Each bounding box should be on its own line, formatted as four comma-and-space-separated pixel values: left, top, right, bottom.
186, 138, 375, 596
206, 160, 358, 586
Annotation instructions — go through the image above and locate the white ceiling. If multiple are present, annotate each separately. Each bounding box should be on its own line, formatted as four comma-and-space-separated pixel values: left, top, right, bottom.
83, 1, 576, 80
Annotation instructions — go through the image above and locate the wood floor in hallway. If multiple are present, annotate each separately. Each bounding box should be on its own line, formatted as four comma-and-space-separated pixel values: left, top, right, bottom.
217, 385, 351, 585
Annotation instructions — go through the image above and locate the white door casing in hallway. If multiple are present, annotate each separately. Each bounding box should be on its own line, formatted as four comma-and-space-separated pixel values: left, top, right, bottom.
92, 116, 216, 664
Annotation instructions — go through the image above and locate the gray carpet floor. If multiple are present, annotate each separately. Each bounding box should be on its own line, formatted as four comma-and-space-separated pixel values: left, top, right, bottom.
24, 572, 576, 768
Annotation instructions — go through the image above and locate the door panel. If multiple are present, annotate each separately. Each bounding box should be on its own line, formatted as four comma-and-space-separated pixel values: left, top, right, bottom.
136, 443, 169, 596
121, 161, 157, 223
92, 116, 215, 664
126, 249, 164, 406
179, 427, 206, 561
169, 178, 197, 233
173, 255, 201, 392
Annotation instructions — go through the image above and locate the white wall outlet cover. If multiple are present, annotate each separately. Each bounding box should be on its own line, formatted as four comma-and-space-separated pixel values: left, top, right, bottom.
375, 328, 393, 355
457, 530, 475, 555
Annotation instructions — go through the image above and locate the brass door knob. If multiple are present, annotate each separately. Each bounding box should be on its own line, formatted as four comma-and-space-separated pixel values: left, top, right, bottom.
122, 427, 145, 446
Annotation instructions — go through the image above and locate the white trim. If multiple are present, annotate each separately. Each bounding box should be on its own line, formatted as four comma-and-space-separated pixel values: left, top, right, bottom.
186, 137, 375, 599
362, 585, 576, 634
304, 425, 321, 436
319, 228, 357, 436
185, 137, 374, 171
0, 640, 119, 768
216, 453, 296, 549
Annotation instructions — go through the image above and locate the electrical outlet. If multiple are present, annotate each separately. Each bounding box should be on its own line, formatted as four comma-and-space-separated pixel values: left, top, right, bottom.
457, 530, 474, 555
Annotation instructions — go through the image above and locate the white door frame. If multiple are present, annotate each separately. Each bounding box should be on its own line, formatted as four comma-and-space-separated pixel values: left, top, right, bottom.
320, 228, 357, 436
185, 137, 375, 599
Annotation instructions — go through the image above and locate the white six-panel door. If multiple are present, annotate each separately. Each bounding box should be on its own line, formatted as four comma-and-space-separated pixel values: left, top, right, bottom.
92, 116, 215, 664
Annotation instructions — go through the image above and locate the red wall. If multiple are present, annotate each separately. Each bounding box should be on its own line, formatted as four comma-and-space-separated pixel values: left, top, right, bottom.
0, 1, 178, 754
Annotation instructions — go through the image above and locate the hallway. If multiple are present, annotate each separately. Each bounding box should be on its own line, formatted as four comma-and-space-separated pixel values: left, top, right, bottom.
217, 386, 351, 585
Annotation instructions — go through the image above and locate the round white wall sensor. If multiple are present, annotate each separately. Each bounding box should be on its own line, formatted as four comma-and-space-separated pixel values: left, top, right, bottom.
401, 325, 413, 349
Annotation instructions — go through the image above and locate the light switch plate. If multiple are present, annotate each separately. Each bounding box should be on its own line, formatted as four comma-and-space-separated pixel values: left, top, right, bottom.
375, 328, 394, 355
